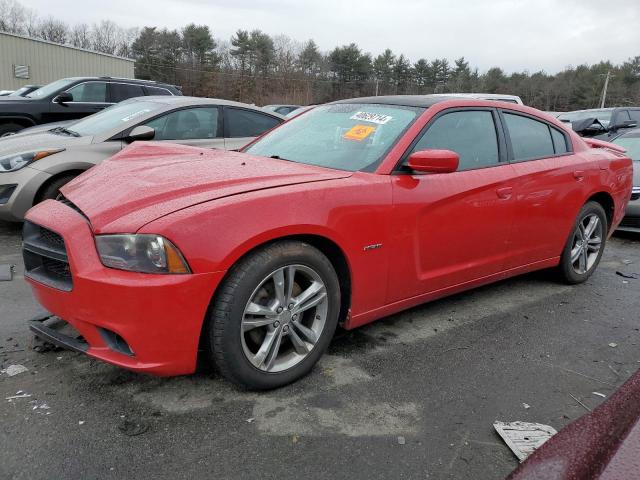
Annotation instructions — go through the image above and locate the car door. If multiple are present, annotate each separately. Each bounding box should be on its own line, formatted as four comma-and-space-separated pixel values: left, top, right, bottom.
142, 106, 225, 149
500, 110, 591, 268
223, 107, 282, 150
388, 108, 519, 302
48, 81, 111, 121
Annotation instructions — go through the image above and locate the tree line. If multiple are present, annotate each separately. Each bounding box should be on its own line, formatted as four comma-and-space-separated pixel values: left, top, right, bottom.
2, 0, 639, 110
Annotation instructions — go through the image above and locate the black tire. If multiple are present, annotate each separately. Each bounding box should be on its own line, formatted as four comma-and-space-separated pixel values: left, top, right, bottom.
209, 240, 341, 390
0, 122, 24, 137
34, 174, 78, 204
557, 201, 608, 284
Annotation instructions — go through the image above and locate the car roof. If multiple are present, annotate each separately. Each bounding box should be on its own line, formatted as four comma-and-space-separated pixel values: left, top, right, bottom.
61, 76, 176, 87
331, 94, 529, 108
124, 96, 285, 116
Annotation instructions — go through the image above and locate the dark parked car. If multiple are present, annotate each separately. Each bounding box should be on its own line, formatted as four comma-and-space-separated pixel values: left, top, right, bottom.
0, 77, 181, 136
7, 85, 42, 98
558, 107, 640, 140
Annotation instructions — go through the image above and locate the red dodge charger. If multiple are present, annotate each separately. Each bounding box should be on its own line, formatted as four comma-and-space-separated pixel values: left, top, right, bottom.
23, 96, 633, 389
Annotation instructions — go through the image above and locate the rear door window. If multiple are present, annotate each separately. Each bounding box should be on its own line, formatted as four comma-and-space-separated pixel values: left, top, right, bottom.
550, 127, 569, 154
225, 108, 281, 138
503, 113, 555, 161
110, 83, 145, 102
410, 110, 500, 171
145, 86, 173, 96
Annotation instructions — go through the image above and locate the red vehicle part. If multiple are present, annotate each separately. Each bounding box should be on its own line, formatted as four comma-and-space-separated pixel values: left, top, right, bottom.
22, 99, 633, 377
509, 369, 640, 480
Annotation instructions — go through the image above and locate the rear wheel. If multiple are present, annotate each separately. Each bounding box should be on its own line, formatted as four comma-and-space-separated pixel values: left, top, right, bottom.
34, 174, 78, 204
209, 240, 340, 390
0, 122, 24, 137
557, 201, 607, 284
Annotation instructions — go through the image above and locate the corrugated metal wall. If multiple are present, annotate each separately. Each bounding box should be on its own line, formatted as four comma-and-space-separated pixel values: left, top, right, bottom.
0, 32, 135, 90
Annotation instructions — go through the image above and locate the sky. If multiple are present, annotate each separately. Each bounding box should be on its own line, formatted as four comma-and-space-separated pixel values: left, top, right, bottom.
21, 0, 640, 73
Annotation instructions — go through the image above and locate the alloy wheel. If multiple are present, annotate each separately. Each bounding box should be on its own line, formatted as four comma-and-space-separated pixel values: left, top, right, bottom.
240, 264, 328, 373
570, 213, 603, 275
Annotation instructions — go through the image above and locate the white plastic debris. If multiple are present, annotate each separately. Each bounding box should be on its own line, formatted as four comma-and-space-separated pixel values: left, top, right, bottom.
246, 418, 255, 423
4, 364, 29, 377
494, 421, 558, 462
522, 403, 531, 409
397, 436, 406, 445
592, 392, 606, 398
78, 420, 85, 425
5, 393, 31, 400
609, 343, 618, 348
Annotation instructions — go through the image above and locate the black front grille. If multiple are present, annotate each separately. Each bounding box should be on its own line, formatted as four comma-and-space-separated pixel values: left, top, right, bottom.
22, 222, 73, 291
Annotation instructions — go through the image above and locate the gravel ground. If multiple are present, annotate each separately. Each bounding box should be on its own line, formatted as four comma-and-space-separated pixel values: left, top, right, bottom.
1, 221, 639, 480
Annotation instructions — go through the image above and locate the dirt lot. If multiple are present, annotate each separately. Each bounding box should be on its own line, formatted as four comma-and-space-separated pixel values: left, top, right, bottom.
1, 221, 639, 480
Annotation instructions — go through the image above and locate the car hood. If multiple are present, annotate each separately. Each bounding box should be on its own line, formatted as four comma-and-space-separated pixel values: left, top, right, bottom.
60, 142, 353, 233
0, 131, 92, 156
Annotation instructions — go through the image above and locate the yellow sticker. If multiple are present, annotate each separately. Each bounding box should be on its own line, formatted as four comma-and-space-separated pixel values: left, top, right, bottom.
343, 124, 376, 141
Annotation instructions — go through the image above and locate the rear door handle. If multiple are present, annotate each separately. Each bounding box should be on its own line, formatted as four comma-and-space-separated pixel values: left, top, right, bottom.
496, 187, 513, 199
573, 170, 585, 180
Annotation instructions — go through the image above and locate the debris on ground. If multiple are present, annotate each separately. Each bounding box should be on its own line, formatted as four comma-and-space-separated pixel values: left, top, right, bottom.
397, 436, 406, 445
118, 419, 149, 436
616, 271, 638, 279
6, 392, 32, 400
0, 264, 14, 281
246, 417, 255, 423
569, 393, 591, 412
609, 343, 618, 348
592, 392, 606, 398
2, 364, 29, 377
494, 421, 558, 462
522, 403, 531, 409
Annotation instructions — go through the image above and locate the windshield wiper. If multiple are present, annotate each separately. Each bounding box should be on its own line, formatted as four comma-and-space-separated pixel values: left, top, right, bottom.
269, 155, 291, 162
51, 126, 80, 137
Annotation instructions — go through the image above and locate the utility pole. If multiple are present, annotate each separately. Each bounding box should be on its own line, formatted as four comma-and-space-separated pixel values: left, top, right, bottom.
600, 71, 611, 108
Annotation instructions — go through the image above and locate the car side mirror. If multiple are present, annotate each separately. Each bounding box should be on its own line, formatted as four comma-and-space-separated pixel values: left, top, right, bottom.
53, 91, 73, 104
127, 125, 155, 142
407, 149, 459, 174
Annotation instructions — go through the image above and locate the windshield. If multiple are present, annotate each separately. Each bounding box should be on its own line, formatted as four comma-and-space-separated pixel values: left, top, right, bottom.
245, 103, 422, 172
67, 101, 163, 137
613, 135, 640, 161
26, 78, 75, 99
558, 110, 613, 127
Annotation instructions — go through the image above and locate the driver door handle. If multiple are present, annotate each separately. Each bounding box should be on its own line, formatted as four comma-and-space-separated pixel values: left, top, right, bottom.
496, 187, 513, 199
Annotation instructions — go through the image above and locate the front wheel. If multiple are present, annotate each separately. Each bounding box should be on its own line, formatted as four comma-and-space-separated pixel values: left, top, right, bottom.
557, 201, 607, 284
209, 240, 341, 390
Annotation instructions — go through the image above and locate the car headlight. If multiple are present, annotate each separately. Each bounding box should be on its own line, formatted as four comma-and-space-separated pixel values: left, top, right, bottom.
0, 149, 64, 172
95, 234, 191, 274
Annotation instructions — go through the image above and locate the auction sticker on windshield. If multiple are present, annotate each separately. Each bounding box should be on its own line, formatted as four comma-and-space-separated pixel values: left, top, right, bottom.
350, 112, 392, 124
343, 124, 376, 141
121, 109, 153, 122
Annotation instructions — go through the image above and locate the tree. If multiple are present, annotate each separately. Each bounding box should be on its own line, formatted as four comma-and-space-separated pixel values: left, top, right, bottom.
373, 48, 396, 88
298, 40, 322, 76
38, 17, 68, 44
70, 23, 92, 49
393, 54, 411, 93
92, 20, 118, 54
0, 0, 26, 34
182, 24, 216, 66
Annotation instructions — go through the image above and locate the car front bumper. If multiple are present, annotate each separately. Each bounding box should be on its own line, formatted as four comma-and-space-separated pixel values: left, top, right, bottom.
0, 166, 52, 222
23, 199, 225, 376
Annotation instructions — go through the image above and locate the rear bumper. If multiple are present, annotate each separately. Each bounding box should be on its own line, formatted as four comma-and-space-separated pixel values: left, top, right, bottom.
24, 199, 225, 376
617, 197, 640, 233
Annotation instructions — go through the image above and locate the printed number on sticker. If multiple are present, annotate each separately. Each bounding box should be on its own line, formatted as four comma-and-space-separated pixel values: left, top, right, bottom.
350, 112, 392, 124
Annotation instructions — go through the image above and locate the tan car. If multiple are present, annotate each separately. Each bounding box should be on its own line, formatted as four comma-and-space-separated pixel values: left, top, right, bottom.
0, 96, 283, 221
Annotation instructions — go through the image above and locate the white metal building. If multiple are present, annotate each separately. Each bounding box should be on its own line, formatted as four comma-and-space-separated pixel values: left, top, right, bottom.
0, 32, 135, 90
